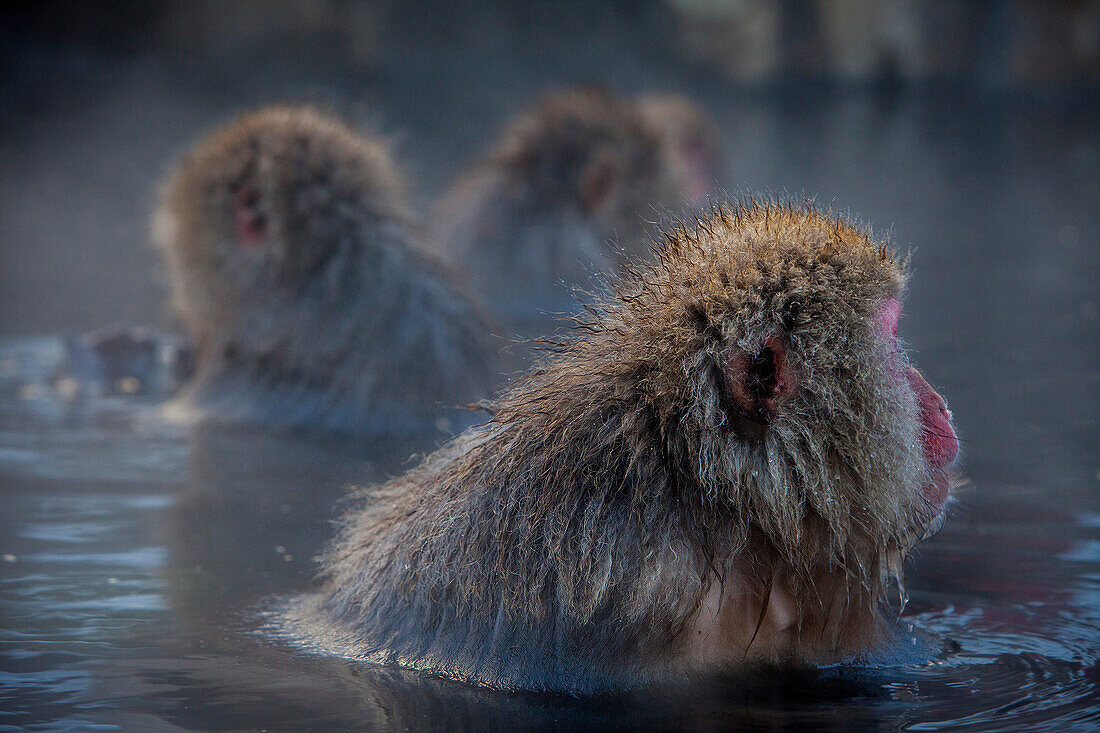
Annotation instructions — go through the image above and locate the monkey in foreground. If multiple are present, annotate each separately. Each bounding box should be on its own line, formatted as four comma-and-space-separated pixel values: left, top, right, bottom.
428, 89, 684, 326
637, 94, 725, 207
295, 201, 960, 694
154, 106, 497, 435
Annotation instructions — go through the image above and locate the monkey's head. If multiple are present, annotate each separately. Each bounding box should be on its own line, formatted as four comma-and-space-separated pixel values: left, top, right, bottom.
531, 201, 959, 604
637, 94, 725, 207
153, 106, 409, 347
494, 89, 679, 241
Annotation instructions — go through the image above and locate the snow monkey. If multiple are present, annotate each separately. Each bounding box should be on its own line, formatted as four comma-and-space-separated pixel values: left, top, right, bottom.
154, 106, 497, 435
637, 93, 725, 207
295, 200, 961, 693
428, 88, 688, 327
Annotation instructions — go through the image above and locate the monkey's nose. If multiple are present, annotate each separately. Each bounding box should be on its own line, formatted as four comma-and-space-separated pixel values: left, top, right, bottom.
906, 366, 959, 468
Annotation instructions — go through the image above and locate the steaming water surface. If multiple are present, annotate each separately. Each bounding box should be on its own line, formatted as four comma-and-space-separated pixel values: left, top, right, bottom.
1, 91, 1098, 730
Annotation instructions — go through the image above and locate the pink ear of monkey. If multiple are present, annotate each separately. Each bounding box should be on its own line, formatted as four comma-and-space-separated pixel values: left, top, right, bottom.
233, 184, 267, 249
724, 336, 795, 440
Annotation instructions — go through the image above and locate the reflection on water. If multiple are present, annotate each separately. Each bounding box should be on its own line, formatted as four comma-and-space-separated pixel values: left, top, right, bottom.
2, 91, 1098, 730
2, 351, 1097, 729
0, 395, 1096, 731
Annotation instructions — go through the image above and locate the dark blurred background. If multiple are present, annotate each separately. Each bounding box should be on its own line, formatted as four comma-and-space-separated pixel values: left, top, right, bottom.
1, 0, 1097, 491
1, 0, 1096, 335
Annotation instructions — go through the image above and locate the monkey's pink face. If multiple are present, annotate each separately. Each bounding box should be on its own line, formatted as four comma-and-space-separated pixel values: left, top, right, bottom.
669, 135, 719, 206
878, 299, 960, 517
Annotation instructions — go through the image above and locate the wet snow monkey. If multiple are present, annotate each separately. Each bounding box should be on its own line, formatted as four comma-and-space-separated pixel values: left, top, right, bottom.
637, 93, 725, 207
429, 89, 693, 328
154, 106, 497, 435
295, 201, 960, 693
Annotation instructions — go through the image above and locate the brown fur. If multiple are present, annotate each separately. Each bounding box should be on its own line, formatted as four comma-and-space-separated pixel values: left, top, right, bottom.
428, 89, 682, 326
311, 200, 957, 692
637, 94, 725, 206
153, 106, 498, 435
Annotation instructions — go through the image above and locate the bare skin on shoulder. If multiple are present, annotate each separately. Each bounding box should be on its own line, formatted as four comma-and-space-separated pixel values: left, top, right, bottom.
300, 200, 961, 694
153, 106, 497, 435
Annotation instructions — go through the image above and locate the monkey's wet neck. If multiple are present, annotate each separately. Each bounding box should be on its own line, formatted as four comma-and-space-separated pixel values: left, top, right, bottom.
676, 558, 885, 670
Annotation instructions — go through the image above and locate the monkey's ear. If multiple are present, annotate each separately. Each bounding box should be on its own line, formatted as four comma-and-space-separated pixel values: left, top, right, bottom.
232, 180, 268, 249
722, 337, 795, 439
579, 152, 622, 216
